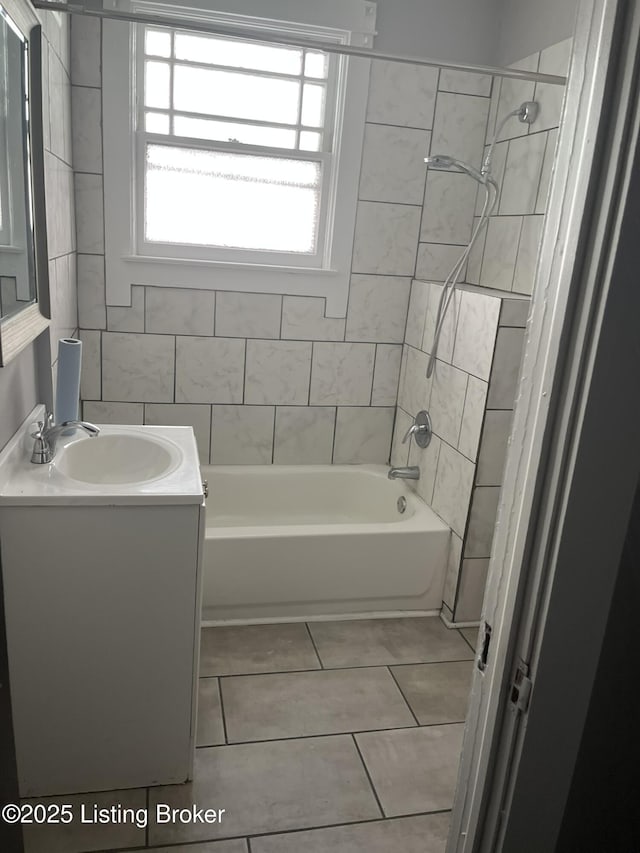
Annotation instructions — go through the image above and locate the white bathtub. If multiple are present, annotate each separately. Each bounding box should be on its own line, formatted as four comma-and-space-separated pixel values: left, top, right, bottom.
200, 464, 450, 623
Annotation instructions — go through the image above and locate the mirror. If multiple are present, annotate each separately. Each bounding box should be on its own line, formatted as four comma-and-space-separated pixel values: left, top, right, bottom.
0, 2, 49, 365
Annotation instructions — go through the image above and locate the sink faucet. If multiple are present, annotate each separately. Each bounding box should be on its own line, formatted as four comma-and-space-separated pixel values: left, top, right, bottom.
30, 412, 100, 464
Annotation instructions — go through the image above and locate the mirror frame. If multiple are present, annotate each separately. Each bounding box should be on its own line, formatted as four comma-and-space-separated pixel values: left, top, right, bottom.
0, 0, 50, 367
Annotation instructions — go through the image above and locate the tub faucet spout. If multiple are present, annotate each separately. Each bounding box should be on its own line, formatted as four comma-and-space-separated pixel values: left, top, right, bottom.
388, 466, 420, 480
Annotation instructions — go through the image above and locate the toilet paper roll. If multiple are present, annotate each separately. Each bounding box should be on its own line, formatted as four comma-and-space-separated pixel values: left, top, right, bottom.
55, 338, 82, 427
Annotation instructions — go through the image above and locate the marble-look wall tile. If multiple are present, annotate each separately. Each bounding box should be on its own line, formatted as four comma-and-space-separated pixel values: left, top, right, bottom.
102, 332, 174, 402
422, 283, 461, 365
366, 60, 439, 129
144, 403, 212, 463
48, 48, 66, 163
41, 39, 51, 151
273, 407, 335, 464
476, 410, 513, 486
333, 407, 395, 464
310, 342, 375, 406
404, 281, 429, 349
83, 400, 143, 424
431, 92, 490, 172
176, 336, 245, 404
535, 129, 558, 214
513, 216, 544, 295
495, 54, 538, 142
464, 486, 500, 558
442, 532, 463, 610
359, 124, 430, 205
146, 287, 215, 336
71, 86, 102, 174
499, 133, 547, 216
70, 14, 101, 87
534, 39, 572, 132
438, 70, 492, 97
416, 243, 465, 283
397, 346, 431, 417
346, 275, 411, 344
455, 559, 490, 622
432, 442, 475, 538
487, 328, 525, 409
499, 297, 530, 328
215, 292, 281, 339
479, 216, 522, 292
79, 329, 101, 400
245, 340, 312, 405
74, 173, 104, 254
281, 297, 345, 342
107, 286, 145, 333
429, 361, 468, 448
390, 408, 412, 468
458, 375, 488, 461
421, 170, 477, 245
352, 202, 421, 276
408, 432, 441, 506
77, 254, 106, 329
371, 344, 403, 406
452, 289, 501, 381
210, 405, 274, 465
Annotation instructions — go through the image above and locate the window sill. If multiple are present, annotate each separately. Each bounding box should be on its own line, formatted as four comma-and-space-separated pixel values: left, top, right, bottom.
107, 252, 349, 317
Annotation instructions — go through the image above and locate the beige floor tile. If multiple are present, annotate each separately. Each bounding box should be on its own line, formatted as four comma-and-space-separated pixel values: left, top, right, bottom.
144, 842, 247, 852
308, 617, 473, 668
199, 623, 320, 676
222, 667, 415, 742
148, 736, 381, 845
197, 678, 226, 747
251, 813, 450, 853
356, 725, 464, 816
460, 627, 479, 650
22, 788, 146, 853
391, 662, 473, 725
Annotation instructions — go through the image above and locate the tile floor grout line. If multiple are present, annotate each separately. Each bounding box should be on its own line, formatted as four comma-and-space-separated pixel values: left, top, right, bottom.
103, 809, 455, 852
194, 720, 466, 751
386, 665, 422, 727
350, 733, 386, 820
199, 656, 475, 680
304, 621, 325, 669
217, 675, 229, 745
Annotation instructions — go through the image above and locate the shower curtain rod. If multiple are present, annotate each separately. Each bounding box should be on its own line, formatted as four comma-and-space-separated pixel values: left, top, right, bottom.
32, 0, 567, 85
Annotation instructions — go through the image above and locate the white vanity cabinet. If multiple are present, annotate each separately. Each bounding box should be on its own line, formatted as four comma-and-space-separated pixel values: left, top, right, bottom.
0, 415, 204, 797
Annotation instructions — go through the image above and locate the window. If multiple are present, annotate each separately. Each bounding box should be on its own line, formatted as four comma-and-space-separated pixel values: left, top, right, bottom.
103, 1, 375, 316
138, 27, 335, 264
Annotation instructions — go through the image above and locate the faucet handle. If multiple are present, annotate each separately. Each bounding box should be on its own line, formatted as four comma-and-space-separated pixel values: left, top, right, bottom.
401, 410, 433, 449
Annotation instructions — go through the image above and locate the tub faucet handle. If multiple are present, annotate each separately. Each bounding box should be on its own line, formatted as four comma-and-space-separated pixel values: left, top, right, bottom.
402, 410, 432, 449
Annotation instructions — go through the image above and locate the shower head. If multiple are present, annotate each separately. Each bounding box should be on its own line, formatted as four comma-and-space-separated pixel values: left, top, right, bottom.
424, 154, 485, 184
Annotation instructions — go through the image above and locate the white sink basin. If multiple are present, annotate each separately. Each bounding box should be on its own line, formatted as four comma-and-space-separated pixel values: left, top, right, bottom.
54, 433, 182, 485
0, 413, 203, 506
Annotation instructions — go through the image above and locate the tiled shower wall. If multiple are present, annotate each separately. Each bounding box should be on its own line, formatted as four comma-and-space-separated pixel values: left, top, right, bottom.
392, 38, 571, 623
70, 19, 502, 465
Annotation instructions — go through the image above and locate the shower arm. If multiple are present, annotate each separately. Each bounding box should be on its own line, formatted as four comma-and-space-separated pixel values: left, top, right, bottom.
482, 101, 540, 176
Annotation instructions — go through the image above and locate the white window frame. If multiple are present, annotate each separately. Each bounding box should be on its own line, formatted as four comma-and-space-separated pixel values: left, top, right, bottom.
103, 0, 376, 317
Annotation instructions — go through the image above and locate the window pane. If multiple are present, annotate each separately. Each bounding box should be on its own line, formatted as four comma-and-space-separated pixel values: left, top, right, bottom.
299, 130, 322, 151
174, 116, 296, 148
174, 33, 302, 75
145, 112, 170, 134
301, 83, 325, 127
145, 144, 320, 253
145, 29, 171, 58
304, 51, 328, 79
144, 61, 170, 109
174, 65, 300, 124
